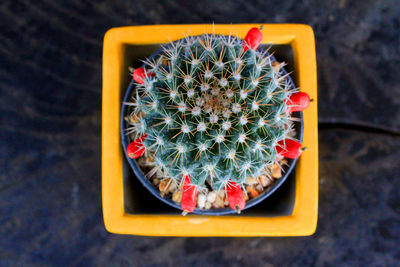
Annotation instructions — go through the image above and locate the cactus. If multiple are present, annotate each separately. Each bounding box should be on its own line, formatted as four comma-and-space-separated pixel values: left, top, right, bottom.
124, 27, 309, 214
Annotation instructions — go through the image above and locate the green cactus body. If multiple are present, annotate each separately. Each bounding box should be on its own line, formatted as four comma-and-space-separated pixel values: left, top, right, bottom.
126, 34, 295, 192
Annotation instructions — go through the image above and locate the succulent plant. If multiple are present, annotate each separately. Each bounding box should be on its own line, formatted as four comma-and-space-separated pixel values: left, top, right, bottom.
124, 27, 310, 214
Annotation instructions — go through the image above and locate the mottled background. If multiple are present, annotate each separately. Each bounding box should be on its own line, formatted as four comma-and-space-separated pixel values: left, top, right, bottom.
1, 0, 400, 266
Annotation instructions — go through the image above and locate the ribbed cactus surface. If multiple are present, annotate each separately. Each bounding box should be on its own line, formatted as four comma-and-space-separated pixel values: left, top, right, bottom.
127, 33, 295, 192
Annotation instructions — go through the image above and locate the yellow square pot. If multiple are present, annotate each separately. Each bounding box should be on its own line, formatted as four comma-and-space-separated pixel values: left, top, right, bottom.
102, 24, 318, 236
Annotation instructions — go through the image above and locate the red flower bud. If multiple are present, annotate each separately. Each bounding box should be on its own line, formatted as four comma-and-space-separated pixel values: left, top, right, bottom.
226, 181, 246, 213
243, 27, 263, 52
276, 139, 304, 159
181, 175, 197, 215
286, 92, 311, 113
126, 134, 147, 159
132, 67, 155, 84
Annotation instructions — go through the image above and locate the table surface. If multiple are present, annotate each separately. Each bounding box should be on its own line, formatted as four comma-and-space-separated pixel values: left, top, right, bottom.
1, 0, 399, 266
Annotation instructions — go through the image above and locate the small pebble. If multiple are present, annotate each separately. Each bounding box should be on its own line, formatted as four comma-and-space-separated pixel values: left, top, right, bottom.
246, 185, 259, 198
205, 201, 212, 209
169, 182, 177, 192
250, 190, 259, 198
159, 179, 171, 193
246, 177, 258, 184
255, 184, 264, 192
153, 178, 160, 186
207, 191, 217, 203
260, 175, 273, 187
215, 196, 225, 208
272, 163, 282, 179
246, 185, 255, 193
172, 190, 182, 203
197, 194, 206, 209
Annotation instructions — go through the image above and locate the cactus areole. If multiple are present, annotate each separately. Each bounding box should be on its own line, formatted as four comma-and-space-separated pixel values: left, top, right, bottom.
122, 27, 310, 215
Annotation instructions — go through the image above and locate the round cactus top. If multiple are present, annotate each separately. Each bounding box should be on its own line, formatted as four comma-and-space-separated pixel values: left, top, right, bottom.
126, 32, 297, 192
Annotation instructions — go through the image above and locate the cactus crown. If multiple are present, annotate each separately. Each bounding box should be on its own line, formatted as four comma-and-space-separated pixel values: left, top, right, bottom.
126, 33, 295, 191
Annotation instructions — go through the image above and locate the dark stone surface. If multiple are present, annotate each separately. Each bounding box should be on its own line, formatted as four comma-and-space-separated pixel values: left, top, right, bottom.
0, 0, 399, 266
